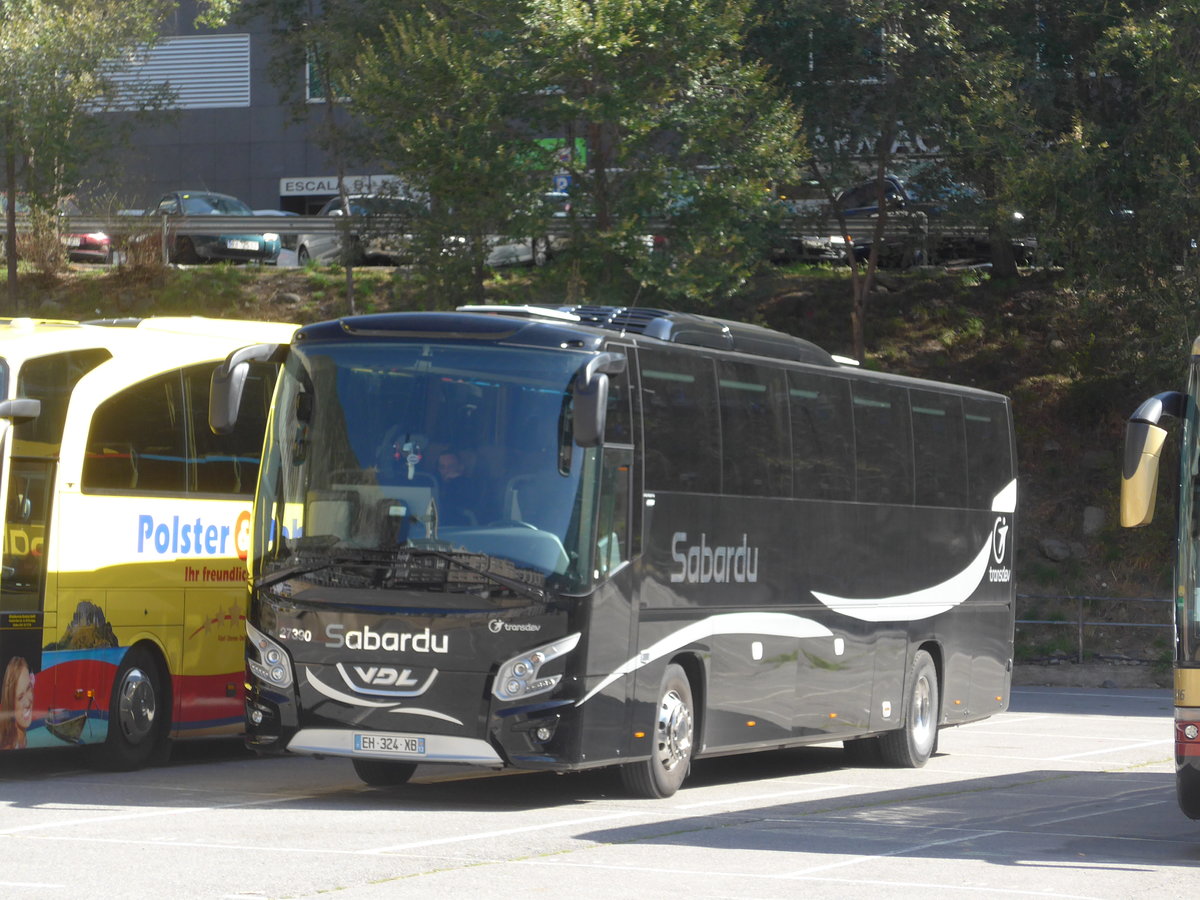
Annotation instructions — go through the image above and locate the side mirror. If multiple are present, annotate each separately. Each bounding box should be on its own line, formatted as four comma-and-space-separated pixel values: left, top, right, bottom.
573, 352, 626, 447
209, 342, 287, 434
1121, 420, 1167, 527
0, 398, 41, 423
1120, 390, 1187, 527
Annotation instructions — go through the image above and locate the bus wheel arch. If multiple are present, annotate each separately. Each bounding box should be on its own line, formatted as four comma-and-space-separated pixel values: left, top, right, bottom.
879, 642, 941, 768
96, 642, 172, 771
619, 656, 700, 799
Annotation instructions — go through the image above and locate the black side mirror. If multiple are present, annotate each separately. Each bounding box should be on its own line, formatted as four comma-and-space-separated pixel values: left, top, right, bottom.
573, 352, 626, 447
209, 342, 288, 434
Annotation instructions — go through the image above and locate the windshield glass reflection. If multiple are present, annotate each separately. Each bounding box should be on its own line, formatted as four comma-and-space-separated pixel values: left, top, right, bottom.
255, 340, 598, 594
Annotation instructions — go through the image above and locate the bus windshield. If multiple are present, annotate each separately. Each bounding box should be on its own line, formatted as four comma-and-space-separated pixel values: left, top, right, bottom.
254, 340, 600, 594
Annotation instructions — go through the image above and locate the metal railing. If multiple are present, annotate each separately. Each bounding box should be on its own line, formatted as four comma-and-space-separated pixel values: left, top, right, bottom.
1016, 593, 1172, 664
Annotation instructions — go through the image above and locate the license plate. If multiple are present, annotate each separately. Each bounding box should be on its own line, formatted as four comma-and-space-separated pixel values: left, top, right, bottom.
226, 239, 259, 250
66, 236, 81, 247
354, 733, 426, 756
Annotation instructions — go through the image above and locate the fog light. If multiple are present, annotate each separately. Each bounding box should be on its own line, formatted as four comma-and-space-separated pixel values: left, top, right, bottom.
1185, 724, 1198, 740
535, 726, 553, 742
250, 708, 264, 725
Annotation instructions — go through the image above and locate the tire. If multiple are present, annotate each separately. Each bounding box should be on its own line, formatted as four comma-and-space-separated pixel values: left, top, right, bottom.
174, 236, 201, 264
97, 646, 168, 771
353, 758, 418, 786
879, 649, 939, 768
842, 736, 883, 765
619, 663, 694, 798
530, 238, 549, 267
297, 245, 310, 265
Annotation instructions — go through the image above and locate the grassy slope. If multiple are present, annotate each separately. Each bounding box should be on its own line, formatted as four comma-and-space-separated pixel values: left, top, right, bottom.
15, 260, 1178, 662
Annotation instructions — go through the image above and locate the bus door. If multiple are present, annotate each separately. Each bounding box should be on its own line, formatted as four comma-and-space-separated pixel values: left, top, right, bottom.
575, 342, 638, 760
1, 453, 53, 750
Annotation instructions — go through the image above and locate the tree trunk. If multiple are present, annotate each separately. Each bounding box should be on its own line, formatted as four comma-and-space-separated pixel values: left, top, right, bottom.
5, 135, 18, 316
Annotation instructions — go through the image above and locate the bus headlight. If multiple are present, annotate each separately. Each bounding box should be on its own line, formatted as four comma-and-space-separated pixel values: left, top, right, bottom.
247, 621, 294, 689
493, 632, 581, 702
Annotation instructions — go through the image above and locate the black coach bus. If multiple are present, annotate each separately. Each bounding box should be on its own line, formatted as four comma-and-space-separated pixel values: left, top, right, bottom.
211, 306, 1016, 797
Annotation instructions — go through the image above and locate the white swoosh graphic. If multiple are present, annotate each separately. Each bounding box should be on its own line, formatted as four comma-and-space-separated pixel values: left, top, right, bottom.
305, 669, 463, 725
810, 479, 1017, 623
576, 612, 833, 707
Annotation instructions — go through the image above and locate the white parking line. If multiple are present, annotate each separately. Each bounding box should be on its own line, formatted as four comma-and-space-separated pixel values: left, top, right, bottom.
1047, 739, 1171, 761
0, 794, 298, 836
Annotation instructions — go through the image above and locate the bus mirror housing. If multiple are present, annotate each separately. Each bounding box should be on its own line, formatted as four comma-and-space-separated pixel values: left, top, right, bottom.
573, 352, 626, 447
1121, 390, 1186, 527
1121, 420, 1167, 527
0, 398, 41, 423
210, 342, 287, 434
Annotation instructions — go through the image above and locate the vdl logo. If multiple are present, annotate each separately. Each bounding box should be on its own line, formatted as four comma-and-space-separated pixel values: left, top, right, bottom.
988, 516, 1012, 583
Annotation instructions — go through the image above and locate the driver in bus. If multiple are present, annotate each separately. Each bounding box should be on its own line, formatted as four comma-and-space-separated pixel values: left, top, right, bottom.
436, 449, 482, 526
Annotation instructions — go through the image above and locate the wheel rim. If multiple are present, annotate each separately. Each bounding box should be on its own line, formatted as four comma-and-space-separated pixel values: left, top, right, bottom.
911, 673, 934, 748
116, 668, 157, 743
653, 688, 693, 773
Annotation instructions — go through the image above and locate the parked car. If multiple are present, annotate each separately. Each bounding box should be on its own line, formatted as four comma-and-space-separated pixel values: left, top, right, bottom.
296, 195, 422, 265
64, 229, 114, 264
484, 191, 571, 267
840, 175, 1035, 265
148, 190, 281, 264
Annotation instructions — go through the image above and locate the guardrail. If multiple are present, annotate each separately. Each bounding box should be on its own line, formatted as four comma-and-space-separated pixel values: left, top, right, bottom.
1016, 593, 1172, 664
6, 212, 1037, 266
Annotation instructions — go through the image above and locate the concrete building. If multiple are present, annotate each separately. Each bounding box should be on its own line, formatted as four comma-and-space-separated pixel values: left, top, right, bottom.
100, 2, 388, 215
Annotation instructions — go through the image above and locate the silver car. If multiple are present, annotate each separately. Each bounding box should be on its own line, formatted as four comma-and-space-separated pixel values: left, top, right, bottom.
296, 195, 422, 265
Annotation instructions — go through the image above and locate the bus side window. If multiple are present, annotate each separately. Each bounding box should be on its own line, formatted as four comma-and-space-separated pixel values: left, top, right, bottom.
911, 390, 968, 508
639, 348, 719, 493
852, 381, 913, 505
83, 372, 187, 494
187, 363, 275, 495
718, 361, 790, 497
963, 397, 1014, 507
789, 371, 853, 501
15, 350, 111, 451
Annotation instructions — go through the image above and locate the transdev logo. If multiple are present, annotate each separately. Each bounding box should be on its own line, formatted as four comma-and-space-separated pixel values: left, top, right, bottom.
136, 510, 252, 560
988, 516, 1012, 583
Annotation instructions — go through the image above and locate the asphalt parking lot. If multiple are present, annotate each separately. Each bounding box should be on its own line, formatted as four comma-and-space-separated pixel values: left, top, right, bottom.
0, 686, 1188, 899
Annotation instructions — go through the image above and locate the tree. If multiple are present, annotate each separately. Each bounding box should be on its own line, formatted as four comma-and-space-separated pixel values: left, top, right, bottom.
343, 0, 804, 304
349, 2, 557, 304
0, 0, 173, 312
221, 0, 396, 312
749, 0, 1014, 360
524, 0, 805, 302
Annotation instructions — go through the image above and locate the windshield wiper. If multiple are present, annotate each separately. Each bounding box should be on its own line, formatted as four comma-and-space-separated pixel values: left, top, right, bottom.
396, 548, 546, 603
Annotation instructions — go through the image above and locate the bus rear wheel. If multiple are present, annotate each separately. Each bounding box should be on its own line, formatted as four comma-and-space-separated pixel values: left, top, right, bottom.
620, 663, 694, 798
352, 758, 417, 786
879, 649, 939, 768
98, 646, 168, 771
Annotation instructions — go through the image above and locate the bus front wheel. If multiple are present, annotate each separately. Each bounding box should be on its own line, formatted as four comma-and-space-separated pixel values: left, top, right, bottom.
98, 646, 168, 771
620, 663, 694, 799
879, 649, 939, 768
353, 758, 417, 786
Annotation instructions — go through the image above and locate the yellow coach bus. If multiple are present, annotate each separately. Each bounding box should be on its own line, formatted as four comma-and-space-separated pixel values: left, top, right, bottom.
0, 316, 295, 768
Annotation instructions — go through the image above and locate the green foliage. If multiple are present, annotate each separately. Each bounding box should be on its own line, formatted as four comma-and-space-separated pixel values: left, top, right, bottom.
0, 0, 174, 308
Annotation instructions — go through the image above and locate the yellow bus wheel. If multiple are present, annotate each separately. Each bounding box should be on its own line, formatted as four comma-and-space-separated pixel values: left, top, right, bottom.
96, 646, 168, 771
